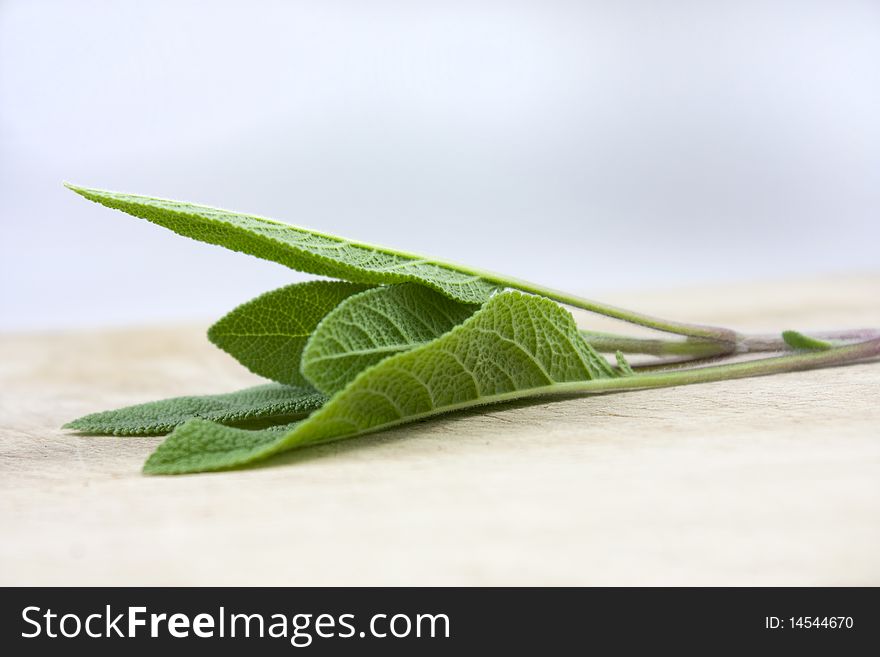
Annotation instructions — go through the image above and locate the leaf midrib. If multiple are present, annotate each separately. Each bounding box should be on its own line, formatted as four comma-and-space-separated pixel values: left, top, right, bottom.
68, 183, 496, 286
306, 341, 427, 364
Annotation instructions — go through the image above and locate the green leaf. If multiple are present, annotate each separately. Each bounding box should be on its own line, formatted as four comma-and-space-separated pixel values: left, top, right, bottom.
301, 283, 480, 395
66, 184, 501, 305
782, 330, 833, 351
208, 280, 372, 385
64, 384, 326, 436
144, 291, 616, 474
66, 183, 750, 342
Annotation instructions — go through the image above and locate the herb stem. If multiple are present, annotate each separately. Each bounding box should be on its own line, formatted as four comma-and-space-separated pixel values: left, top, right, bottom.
559, 335, 880, 395
580, 327, 880, 368
462, 270, 740, 343
511, 281, 740, 343
579, 330, 731, 358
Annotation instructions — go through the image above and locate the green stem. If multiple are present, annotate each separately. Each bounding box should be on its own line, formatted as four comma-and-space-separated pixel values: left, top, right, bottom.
623, 353, 735, 372
468, 265, 879, 352
555, 335, 880, 395
579, 330, 730, 358
580, 327, 880, 370
488, 276, 740, 343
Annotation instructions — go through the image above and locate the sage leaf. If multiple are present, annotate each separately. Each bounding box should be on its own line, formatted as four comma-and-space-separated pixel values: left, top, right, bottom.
66, 184, 501, 305
66, 184, 752, 341
781, 330, 833, 351
64, 384, 326, 436
208, 280, 372, 385
301, 283, 480, 395
143, 291, 616, 474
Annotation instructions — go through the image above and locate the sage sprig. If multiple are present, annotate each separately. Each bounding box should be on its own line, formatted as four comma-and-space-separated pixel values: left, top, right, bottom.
63, 184, 880, 474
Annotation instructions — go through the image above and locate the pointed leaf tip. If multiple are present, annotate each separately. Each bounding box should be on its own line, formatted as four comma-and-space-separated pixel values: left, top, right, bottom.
782, 330, 833, 351
60, 185, 501, 304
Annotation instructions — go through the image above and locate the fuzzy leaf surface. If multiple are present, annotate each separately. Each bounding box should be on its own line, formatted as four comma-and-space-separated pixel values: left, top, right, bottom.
208, 281, 371, 385
67, 185, 501, 304
64, 384, 326, 436
144, 292, 616, 473
301, 283, 480, 395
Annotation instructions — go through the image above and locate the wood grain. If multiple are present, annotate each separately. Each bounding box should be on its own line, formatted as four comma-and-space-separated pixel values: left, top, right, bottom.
1, 275, 878, 585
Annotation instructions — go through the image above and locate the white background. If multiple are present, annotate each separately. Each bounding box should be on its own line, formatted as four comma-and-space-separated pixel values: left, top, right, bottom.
1, 0, 878, 331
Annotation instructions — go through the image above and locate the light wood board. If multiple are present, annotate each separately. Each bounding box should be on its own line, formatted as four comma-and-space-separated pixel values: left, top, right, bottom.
1, 275, 878, 585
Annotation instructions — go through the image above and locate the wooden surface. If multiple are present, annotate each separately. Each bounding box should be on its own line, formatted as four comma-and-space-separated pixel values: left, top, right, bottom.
1, 275, 879, 586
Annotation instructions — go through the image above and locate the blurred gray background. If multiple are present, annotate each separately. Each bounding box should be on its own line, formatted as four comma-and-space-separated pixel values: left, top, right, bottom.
1, 0, 878, 331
